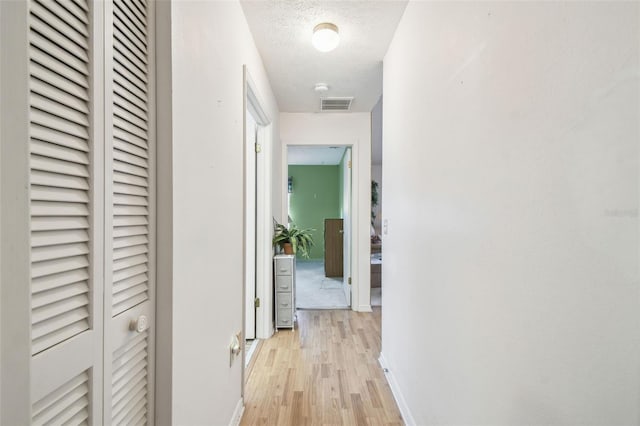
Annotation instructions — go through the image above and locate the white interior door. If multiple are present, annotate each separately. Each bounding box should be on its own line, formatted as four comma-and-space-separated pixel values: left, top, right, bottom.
342, 148, 352, 306
245, 113, 257, 340
104, 0, 155, 423
27, 0, 105, 423
2, 0, 155, 422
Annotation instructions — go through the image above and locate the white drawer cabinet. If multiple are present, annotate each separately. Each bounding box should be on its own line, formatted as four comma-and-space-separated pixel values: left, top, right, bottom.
274, 255, 295, 330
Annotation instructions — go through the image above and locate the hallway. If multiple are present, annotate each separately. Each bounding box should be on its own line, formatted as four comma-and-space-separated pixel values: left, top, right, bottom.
241, 309, 403, 425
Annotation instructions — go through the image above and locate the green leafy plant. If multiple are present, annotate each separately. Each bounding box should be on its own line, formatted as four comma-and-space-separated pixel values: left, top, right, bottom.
273, 222, 315, 259
371, 180, 379, 226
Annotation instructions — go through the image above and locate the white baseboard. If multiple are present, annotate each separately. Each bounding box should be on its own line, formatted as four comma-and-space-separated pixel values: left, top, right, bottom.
378, 352, 416, 426
229, 398, 245, 426
358, 304, 373, 312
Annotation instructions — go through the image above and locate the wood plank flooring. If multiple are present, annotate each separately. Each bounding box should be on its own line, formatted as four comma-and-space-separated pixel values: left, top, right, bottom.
241, 308, 404, 426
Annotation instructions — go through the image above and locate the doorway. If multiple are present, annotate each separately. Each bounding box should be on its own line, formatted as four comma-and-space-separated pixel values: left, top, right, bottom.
287, 145, 352, 309
242, 68, 272, 381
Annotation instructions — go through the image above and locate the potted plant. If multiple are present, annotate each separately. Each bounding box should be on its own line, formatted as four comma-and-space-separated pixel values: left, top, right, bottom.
273, 222, 315, 258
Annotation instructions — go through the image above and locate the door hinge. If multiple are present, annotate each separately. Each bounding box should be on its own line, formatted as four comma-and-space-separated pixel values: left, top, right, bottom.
348, 277, 352, 285
348, 160, 351, 168
254, 297, 260, 308
255, 143, 262, 153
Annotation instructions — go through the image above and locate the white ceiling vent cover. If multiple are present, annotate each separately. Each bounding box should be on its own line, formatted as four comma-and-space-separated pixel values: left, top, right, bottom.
320, 97, 354, 112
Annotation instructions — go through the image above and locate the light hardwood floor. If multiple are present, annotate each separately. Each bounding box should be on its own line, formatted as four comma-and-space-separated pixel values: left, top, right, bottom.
241, 308, 404, 426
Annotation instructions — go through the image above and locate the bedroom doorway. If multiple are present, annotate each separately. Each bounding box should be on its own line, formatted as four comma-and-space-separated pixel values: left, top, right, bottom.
287, 145, 352, 309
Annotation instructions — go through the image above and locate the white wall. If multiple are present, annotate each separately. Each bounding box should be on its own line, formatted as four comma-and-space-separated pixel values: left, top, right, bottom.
382, 2, 639, 425
155, 1, 279, 423
280, 113, 372, 311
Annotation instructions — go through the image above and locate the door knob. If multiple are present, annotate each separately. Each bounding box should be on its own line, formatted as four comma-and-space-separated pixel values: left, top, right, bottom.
129, 315, 148, 333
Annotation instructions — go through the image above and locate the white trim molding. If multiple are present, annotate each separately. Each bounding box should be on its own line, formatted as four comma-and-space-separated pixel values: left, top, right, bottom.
378, 352, 416, 426
229, 398, 245, 426
358, 304, 373, 312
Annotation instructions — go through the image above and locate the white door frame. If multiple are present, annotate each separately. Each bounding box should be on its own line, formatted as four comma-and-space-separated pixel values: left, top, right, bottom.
342, 148, 352, 306
245, 112, 257, 340
282, 143, 369, 312
242, 66, 273, 391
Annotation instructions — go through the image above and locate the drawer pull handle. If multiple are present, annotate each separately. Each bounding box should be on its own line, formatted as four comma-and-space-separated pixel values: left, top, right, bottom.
280, 285, 288, 289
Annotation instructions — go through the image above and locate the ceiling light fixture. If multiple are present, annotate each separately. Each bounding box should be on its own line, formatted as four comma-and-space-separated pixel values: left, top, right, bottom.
312, 23, 339, 52
314, 83, 329, 92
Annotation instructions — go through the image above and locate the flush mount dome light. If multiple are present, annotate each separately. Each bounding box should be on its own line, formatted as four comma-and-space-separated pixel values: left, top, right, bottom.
312, 23, 339, 52
314, 83, 329, 92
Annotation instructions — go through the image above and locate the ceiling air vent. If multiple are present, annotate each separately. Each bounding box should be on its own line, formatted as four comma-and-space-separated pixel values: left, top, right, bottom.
320, 97, 353, 112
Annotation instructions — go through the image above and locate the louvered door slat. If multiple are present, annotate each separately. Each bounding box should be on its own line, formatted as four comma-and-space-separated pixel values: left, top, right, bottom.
111, 332, 149, 424
32, 269, 90, 294
113, 2, 147, 47
113, 272, 147, 294
113, 32, 148, 70
31, 123, 89, 152
32, 216, 89, 232
31, 255, 89, 279
114, 160, 148, 178
32, 242, 89, 263
114, 92, 148, 123
113, 15, 147, 61
29, 16, 89, 62
29, 0, 92, 357
31, 0, 88, 38
30, 48, 89, 90
31, 93, 90, 126
114, 73, 148, 112
114, 148, 148, 169
32, 170, 90, 191
31, 61, 88, 102
114, 116, 148, 141
114, 225, 148, 238
114, 139, 148, 160
32, 306, 89, 341
30, 32, 89, 77
57, 0, 89, 24
114, 182, 148, 197
114, 105, 148, 135
32, 281, 88, 308
31, 155, 89, 177
32, 229, 89, 247
113, 264, 147, 283
113, 45, 147, 87
31, 109, 89, 139
113, 215, 148, 227
116, 0, 147, 38
31, 186, 89, 203
31, 78, 89, 114
31, 200, 89, 216
32, 371, 90, 426
114, 194, 148, 207
114, 234, 148, 249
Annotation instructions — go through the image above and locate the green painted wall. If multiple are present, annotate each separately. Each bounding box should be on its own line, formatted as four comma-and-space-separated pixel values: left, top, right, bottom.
288, 165, 340, 260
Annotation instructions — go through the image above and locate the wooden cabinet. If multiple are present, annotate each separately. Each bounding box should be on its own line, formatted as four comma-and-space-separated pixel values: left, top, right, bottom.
324, 218, 344, 277
274, 255, 296, 330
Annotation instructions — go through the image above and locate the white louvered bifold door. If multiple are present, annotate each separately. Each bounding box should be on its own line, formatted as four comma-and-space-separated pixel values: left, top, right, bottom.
28, 0, 104, 423
104, 0, 155, 424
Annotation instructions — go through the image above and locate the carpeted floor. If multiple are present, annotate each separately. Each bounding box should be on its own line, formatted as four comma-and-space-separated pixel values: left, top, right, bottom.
295, 260, 349, 309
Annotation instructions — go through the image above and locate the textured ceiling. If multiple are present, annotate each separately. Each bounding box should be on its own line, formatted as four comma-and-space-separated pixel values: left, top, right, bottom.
241, 0, 408, 112
288, 146, 347, 165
